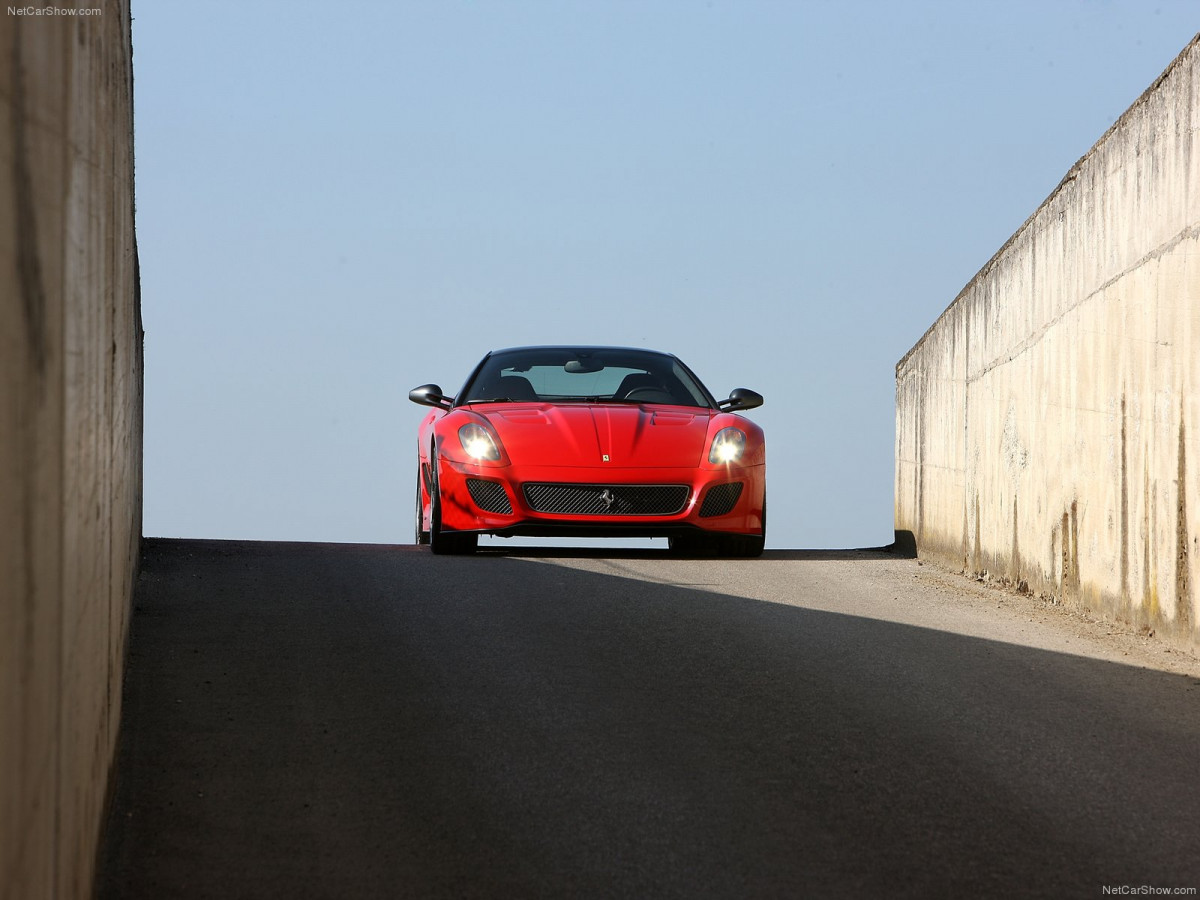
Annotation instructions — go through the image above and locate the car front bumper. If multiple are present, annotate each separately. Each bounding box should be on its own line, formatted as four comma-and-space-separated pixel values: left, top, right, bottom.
435, 458, 765, 537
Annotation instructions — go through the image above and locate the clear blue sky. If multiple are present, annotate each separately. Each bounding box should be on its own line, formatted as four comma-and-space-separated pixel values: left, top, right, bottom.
133, 0, 1199, 549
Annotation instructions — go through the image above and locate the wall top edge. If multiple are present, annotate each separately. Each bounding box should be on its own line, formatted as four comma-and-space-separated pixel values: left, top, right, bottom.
894, 31, 1200, 378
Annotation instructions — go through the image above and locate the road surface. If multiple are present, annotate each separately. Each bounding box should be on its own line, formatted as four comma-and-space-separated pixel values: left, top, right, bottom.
98, 539, 1200, 898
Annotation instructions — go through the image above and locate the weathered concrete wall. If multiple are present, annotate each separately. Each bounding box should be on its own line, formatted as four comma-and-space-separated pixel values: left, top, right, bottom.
1, 3, 141, 898
896, 35, 1200, 646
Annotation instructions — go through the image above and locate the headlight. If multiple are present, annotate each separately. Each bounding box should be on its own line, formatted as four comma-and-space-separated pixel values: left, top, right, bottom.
458, 423, 501, 461
709, 427, 746, 464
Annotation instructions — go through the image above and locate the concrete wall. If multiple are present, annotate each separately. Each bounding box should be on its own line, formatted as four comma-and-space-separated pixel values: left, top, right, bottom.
896, 35, 1200, 646
1, 2, 141, 898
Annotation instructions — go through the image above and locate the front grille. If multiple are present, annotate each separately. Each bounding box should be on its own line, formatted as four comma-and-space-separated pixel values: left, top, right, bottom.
523, 483, 689, 516
700, 482, 743, 517
466, 479, 512, 514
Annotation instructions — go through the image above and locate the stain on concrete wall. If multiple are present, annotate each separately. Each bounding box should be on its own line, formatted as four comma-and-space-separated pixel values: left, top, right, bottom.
896, 34, 1200, 647
1, 3, 141, 898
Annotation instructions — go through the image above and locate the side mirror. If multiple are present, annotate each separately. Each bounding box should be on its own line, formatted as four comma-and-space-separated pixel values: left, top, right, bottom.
408, 384, 453, 409
719, 388, 763, 412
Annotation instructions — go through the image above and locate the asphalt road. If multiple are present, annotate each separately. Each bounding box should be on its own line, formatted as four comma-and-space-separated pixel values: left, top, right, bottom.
98, 539, 1200, 899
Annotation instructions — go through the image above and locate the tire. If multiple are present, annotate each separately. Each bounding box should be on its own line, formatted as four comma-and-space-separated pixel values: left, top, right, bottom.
722, 532, 764, 558
712, 494, 766, 559
428, 453, 477, 555
725, 495, 766, 558
671, 495, 765, 558
415, 464, 430, 545
668, 533, 715, 557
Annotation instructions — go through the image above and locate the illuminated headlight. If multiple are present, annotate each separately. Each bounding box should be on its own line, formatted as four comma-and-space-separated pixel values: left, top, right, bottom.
458, 423, 501, 461
709, 427, 746, 464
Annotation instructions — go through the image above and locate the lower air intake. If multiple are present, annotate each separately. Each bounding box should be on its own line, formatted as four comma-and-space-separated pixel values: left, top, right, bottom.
523, 483, 689, 516
699, 482, 743, 517
466, 479, 513, 514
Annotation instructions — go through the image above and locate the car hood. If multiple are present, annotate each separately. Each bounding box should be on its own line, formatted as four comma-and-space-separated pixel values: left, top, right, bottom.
480, 404, 713, 468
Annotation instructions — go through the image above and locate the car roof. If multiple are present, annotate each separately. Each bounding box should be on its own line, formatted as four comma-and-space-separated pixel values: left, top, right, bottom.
486, 345, 679, 357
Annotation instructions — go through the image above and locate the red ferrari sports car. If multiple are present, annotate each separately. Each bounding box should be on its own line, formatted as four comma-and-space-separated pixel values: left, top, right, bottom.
409, 346, 766, 556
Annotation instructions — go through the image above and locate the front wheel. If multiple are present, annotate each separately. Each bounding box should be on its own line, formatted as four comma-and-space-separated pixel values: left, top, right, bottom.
727, 495, 766, 558
428, 455, 477, 555
668, 532, 713, 557
415, 464, 430, 545
672, 496, 765, 559
720, 532, 764, 558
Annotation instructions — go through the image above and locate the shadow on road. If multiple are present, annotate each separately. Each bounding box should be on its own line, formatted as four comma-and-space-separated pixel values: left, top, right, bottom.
475, 546, 900, 561
98, 539, 1200, 899
147, 537, 910, 562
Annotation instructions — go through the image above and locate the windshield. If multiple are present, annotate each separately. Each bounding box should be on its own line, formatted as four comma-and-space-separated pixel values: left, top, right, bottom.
458, 348, 715, 409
